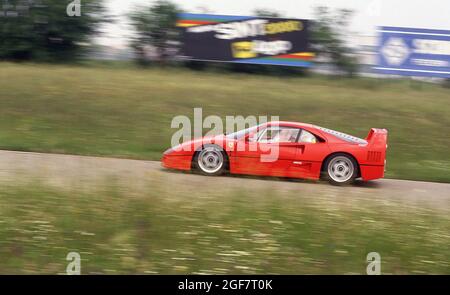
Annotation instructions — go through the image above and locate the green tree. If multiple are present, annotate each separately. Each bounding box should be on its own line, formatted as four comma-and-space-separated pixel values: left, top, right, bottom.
129, 0, 181, 65
0, 0, 105, 61
310, 6, 358, 76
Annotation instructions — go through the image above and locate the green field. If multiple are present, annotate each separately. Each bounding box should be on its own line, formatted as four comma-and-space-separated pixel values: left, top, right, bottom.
0, 62, 449, 182
0, 180, 448, 274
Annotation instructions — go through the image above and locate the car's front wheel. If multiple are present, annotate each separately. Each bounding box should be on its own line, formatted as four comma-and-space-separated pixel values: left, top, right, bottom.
193, 145, 227, 176
324, 154, 358, 185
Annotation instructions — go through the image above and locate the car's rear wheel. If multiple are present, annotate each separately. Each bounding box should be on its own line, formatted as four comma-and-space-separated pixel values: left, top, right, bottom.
324, 154, 358, 185
194, 145, 227, 176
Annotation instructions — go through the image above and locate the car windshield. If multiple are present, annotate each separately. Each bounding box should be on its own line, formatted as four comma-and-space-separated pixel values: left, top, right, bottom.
316, 126, 367, 144
225, 125, 260, 140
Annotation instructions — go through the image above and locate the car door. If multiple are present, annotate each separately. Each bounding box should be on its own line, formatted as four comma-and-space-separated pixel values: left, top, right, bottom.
233, 126, 303, 177
288, 129, 331, 179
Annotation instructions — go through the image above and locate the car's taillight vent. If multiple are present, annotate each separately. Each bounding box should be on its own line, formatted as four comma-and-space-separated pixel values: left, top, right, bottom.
367, 151, 381, 162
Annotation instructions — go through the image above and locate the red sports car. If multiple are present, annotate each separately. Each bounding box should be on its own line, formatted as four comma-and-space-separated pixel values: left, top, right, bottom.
162, 121, 388, 185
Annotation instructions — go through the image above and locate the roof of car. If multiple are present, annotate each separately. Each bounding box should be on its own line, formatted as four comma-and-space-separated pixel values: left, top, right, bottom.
265, 121, 315, 129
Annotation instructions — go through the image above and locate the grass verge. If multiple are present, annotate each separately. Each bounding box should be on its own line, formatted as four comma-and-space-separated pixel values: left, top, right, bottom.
0, 62, 449, 182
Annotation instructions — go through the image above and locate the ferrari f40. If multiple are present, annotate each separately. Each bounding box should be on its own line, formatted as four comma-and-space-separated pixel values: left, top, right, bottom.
162, 121, 388, 185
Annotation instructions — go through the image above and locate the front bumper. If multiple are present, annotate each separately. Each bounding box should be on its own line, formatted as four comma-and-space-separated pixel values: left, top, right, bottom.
161, 154, 192, 171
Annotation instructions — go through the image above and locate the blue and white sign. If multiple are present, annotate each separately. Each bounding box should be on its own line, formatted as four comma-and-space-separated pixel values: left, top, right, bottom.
375, 26, 450, 78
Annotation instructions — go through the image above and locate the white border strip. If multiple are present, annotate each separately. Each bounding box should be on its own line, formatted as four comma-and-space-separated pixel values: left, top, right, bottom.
378, 30, 450, 37
374, 67, 450, 74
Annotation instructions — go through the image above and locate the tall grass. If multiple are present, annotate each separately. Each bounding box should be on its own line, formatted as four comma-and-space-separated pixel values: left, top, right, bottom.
0, 180, 448, 274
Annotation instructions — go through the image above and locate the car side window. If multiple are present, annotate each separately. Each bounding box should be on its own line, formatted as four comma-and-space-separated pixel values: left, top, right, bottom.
258, 127, 300, 143
299, 130, 318, 143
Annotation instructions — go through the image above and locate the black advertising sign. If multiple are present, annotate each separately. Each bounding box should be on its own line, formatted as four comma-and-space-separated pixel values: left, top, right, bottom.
177, 13, 313, 67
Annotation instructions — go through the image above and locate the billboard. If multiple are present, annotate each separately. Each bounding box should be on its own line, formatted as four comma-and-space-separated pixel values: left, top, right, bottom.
375, 26, 450, 78
177, 13, 313, 67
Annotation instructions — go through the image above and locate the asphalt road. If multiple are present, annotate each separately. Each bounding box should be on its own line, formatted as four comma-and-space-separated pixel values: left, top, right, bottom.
1, 150, 449, 211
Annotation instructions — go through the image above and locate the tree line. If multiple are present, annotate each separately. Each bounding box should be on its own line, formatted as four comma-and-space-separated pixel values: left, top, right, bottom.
0, 0, 357, 75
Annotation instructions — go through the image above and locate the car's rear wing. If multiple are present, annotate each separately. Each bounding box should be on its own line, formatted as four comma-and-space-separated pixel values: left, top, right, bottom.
366, 128, 388, 148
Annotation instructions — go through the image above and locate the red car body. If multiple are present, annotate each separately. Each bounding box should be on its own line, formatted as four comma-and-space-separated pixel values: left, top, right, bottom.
162, 121, 388, 182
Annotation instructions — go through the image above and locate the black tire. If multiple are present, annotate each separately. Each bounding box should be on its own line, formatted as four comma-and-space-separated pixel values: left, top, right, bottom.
193, 145, 228, 176
323, 153, 358, 185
